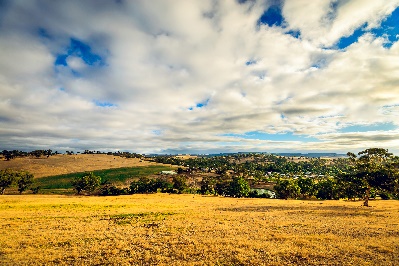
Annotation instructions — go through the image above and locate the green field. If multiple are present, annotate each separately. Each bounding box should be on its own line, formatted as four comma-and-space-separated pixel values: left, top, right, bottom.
35, 165, 174, 190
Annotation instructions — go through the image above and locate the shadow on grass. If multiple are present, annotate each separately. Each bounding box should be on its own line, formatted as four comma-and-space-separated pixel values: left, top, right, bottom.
216, 203, 384, 217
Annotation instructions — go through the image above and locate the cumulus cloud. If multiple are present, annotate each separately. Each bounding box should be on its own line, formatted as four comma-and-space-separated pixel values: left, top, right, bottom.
0, 0, 399, 154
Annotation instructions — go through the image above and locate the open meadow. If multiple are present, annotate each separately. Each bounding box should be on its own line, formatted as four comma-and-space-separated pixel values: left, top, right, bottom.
0, 154, 162, 178
1, 194, 398, 265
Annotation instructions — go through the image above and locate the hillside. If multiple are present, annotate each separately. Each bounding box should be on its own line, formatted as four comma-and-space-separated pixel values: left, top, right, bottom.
0, 154, 163, 178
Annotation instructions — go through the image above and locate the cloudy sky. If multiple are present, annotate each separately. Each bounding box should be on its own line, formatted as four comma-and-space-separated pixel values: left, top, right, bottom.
1, 0, 399, 154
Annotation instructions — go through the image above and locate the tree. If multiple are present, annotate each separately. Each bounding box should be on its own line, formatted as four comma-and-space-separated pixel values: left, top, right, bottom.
316, 178, 340, 200
200, 176, 216, 195
297, 177, 316, 199
274, 179, 300, 199
71, 172, 101, 195
130, 177, 157, 194
2, 150, 13, 161
17, 172, 34, 194
346, 148, 399, 206
228, 176, 250, 198
0, 169, 17, 194
172, 175, 188, 193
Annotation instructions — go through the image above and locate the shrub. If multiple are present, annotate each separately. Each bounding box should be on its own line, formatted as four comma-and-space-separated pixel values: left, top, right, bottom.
71, 172, 101, 195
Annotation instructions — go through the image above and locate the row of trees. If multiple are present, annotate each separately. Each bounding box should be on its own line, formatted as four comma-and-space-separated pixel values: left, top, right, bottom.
1, 149, 143, 160
1, 150, 55, 160
71, 172, 252, 198
274, 149, 399, 206
0, 169, 35, 194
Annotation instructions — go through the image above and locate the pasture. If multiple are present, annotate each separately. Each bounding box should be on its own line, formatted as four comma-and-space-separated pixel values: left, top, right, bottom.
1, 194, 398, 265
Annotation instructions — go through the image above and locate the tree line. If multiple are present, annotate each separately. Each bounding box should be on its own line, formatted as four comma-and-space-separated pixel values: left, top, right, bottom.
0, 169, 35, 194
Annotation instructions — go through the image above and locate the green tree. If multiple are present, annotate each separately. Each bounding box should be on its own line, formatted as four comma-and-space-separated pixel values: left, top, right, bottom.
172, 175, 188, 193
17, 171, 34, 194
199, 176, 217, 195
0, 169, 17, 194
274, 179, 300, 199
346, 148, 399, 206
316, 178, 340, 200
297, 177, 316, 199
228, 176, 250, 198
130, 177, 158, 194
71, 172, 101, 195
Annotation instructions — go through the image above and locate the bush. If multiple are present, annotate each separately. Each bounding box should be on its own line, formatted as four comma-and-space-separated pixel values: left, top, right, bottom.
379, 190, 391, 200
274, 179, 300, 199
172, 175, 188, 194
129, 177, 173, 194
228, 176, 250, 198
316, 178, 340, 200
17, 172, 34, 194
0, 169, 17, 194
71, 172, 101, 195
100, 182, 127, 196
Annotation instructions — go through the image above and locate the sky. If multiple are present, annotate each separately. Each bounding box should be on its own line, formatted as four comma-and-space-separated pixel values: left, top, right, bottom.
1, 0, 399, 155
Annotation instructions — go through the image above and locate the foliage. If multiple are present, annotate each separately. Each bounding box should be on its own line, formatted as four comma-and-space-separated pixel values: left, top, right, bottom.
35, 166, 173, 190
297, 177, 316, 199
228, 176, 250, 198
0, 169, 17, 194
274, 179, 300, 199
17, 172, 34, 194
316, 178, 340, 200
344, 148, 399, 206
71, 172, 101, 194
172, 175, 188, 193
199, 176, 216, 195
130, 177, 157, 194
100, 181, 128, 196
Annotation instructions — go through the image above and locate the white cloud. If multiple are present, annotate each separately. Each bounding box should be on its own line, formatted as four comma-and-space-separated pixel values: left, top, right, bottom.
0, 0, 399, 154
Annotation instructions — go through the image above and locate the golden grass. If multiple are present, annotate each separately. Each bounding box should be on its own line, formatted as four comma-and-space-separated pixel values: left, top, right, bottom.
1, 195, 398, 265
0, 154, 161, 178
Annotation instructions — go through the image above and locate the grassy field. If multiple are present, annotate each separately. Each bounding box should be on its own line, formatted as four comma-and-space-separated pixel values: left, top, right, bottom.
34, 165, 174, 190
0, 154, 166, 178
1, 194, 398, 265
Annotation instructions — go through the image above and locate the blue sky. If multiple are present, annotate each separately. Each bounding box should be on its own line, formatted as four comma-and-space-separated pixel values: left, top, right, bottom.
0, 0, 399, 154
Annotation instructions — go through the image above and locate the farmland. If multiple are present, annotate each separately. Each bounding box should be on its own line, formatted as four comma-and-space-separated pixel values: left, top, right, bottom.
1, 194, 399, 265
0, 154, 165, 178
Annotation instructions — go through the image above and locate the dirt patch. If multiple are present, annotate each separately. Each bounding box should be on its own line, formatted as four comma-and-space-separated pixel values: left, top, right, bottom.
0, 155, 160, 178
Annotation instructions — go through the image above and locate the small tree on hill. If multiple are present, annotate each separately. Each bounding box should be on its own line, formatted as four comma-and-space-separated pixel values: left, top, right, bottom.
72, 172, 101, 195
17, 171, 34, 194
0, 169, 17, 194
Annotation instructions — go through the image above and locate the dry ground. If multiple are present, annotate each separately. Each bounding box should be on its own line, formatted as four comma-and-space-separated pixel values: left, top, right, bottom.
1, 194, 398, 265
0, 154, 160, 178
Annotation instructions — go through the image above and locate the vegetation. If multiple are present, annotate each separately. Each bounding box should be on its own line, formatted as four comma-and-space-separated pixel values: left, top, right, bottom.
0, 169, 35, 194
343, 148, 399, 206
1, 194, 399, 265
71, 172, 101, 194
16, 171, 34, 194
34, 165, 173, 191
1, 148, 398, 203
151, 148, 399, 203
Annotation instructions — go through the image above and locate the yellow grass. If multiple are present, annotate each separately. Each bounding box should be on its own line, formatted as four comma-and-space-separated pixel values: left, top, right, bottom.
0, 154, 160, 178
1, 195, 398, 265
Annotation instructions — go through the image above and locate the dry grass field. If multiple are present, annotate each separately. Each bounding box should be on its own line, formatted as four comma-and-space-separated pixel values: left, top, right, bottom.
0, 154, 159, 178
1, 194, 398, 265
